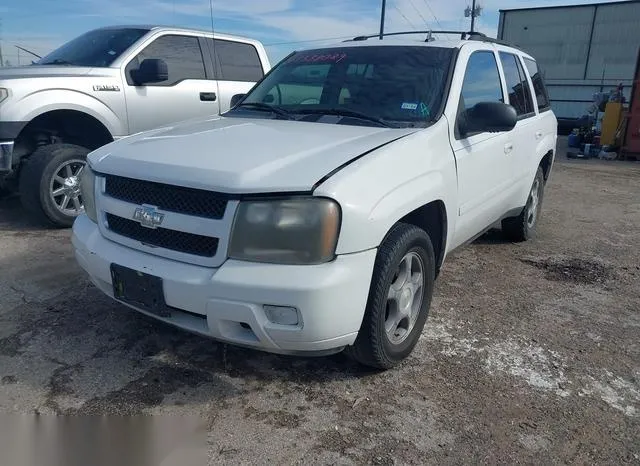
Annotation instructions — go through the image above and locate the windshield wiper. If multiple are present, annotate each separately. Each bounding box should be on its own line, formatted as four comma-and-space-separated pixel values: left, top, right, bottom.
235, 102, 293, 119
39, 59, 75, 66
295, 108, 392, 128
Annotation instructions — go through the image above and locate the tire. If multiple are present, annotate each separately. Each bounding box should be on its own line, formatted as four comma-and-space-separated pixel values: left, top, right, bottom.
19, 143, 90, 228
501, 166, 545, 242
346, 222, 436, 370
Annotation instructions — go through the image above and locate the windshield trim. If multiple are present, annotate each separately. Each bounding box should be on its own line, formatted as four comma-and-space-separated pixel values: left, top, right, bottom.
432, 46, 460, 123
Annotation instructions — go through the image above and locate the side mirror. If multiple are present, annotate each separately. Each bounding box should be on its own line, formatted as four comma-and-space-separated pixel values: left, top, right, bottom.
131, 58, 168, 85
459, 101, 517, 136
230, 93, 246, 108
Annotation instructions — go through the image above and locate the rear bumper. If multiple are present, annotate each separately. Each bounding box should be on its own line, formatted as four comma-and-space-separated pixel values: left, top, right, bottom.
71, 215, 377, 355
0, 141, 13, 173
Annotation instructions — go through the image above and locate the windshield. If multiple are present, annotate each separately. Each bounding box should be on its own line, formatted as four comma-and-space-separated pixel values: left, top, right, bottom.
228, 45, 454, 128
37, 28, 149, 67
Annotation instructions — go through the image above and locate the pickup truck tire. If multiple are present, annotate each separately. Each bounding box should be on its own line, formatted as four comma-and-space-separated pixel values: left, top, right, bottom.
502, 166, 545, 242
346, 223, 435, 369
19, 143, 90, 228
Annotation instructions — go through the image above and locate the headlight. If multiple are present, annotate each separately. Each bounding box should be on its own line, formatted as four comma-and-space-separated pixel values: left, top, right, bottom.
0, 88, 8, 103
79, 166, 97, 223
229, 197, 341, 265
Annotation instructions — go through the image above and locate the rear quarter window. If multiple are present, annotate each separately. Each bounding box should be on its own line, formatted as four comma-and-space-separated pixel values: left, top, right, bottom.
213, 39, 264, 82
523, 57, 551, 112
499, 51, 535, 118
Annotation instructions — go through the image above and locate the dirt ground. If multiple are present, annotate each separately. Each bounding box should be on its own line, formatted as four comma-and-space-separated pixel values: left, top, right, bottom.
1, 137, 639, 465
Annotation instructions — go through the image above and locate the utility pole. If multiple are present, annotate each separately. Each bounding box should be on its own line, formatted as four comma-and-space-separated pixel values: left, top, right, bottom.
464, 0, 482, 33
0, 18, 4, 67
379, 0, 386, 40
471, 0, 476, 33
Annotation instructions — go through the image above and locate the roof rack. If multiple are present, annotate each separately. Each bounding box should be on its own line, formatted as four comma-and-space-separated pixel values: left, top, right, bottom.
347, 30, 470, 42
345, 30, 519, 48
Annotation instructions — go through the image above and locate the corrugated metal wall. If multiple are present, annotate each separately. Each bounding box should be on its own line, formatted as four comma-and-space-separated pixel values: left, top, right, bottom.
498, 1, 640, 121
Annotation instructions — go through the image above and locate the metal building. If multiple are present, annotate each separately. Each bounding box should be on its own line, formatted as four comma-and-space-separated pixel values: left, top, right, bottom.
498, 0, 640, 131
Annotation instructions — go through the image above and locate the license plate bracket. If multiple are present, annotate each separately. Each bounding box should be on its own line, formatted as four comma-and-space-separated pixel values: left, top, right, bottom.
110, 263, 172, 317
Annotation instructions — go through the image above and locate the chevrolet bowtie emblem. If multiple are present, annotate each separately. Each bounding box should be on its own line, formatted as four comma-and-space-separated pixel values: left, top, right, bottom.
132, 205, 165, 229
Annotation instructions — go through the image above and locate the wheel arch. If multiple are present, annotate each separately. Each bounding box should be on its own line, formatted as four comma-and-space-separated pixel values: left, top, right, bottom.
394, 200, 448, 277
539, 149, 554, 183
14, 109, 114, 160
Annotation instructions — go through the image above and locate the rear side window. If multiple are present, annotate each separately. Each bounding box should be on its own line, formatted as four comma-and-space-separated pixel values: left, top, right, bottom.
213, 40, 264, 82
459, 51, 504, 110
126, 34, 206, 86
523, 57, 551, 112
499, 52, 534, 117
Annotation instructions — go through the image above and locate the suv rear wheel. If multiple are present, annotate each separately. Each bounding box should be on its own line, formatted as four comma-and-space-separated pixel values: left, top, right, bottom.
346, 223, 435, 369
19, 143, 90, 227
502, 166, 545, 242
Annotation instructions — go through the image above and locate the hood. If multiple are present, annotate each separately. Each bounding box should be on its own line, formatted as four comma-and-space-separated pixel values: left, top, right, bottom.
0, 65, 115, 80
89, 116, 418, 193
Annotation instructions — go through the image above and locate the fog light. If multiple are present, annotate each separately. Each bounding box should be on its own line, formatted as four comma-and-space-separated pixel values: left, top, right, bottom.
263, 305, 300, 326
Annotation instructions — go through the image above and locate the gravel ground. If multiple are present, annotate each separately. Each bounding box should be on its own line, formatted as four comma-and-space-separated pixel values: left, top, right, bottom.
1, 137, 639, 464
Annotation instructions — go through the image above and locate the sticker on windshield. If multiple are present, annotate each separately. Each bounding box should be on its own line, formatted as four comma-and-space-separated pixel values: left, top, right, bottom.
419, 102, 430, 117
289, 52, 347, 64
401, 102, 418, 110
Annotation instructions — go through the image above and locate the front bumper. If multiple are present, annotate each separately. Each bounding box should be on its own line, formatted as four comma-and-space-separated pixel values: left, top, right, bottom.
0, 141, 13, 173
72, 215, 377, 355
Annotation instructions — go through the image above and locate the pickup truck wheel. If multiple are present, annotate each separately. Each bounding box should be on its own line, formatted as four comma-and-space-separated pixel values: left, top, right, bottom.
19, 143, 90, 228
346, 223, 435, 370
501, 166, 545, 242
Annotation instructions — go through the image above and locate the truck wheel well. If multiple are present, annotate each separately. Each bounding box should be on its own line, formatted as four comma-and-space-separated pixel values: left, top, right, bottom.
540, 150, 553, 182
15, 110, 113, 159
398, 200, 447, 276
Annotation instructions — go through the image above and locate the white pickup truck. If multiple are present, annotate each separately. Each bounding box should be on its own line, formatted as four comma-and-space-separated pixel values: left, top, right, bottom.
72, 31, 557, 369
0, 25, 270, 226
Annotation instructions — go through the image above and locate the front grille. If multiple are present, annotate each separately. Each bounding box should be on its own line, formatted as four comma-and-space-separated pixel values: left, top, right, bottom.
105, 175, 228, 219
106, 214, 219, 257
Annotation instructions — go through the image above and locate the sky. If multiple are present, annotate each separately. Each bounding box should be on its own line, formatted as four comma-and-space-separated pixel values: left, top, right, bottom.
0, 0, 628, 66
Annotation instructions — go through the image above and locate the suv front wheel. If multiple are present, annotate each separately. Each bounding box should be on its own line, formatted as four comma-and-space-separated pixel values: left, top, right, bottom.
346, 223, 436, 369
19, 143, 90, 227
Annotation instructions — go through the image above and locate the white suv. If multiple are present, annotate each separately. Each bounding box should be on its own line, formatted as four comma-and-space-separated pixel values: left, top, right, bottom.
72, 31, 557, 369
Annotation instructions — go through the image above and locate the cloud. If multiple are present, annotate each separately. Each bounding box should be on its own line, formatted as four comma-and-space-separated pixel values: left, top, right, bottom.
5, 0, 618, 67
155, 0, 294, 16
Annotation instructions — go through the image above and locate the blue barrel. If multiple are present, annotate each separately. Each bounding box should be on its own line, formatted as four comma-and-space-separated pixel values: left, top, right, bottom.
568, 133, 580, 148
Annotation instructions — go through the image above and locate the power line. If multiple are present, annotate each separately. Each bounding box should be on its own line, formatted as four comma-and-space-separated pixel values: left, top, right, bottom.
422, 0, 444, 29
407, 0, 431, 28
392, 2, 418, 30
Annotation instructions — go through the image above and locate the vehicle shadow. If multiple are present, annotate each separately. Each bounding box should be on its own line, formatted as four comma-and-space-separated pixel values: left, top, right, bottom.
472, 227, 511, 245
0, 195, 54, 233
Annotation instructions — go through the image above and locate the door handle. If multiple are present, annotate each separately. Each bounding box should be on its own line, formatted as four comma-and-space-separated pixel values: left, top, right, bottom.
504, 142, 513, 154
200, 92, 217, 102
535, 131, 543, 140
